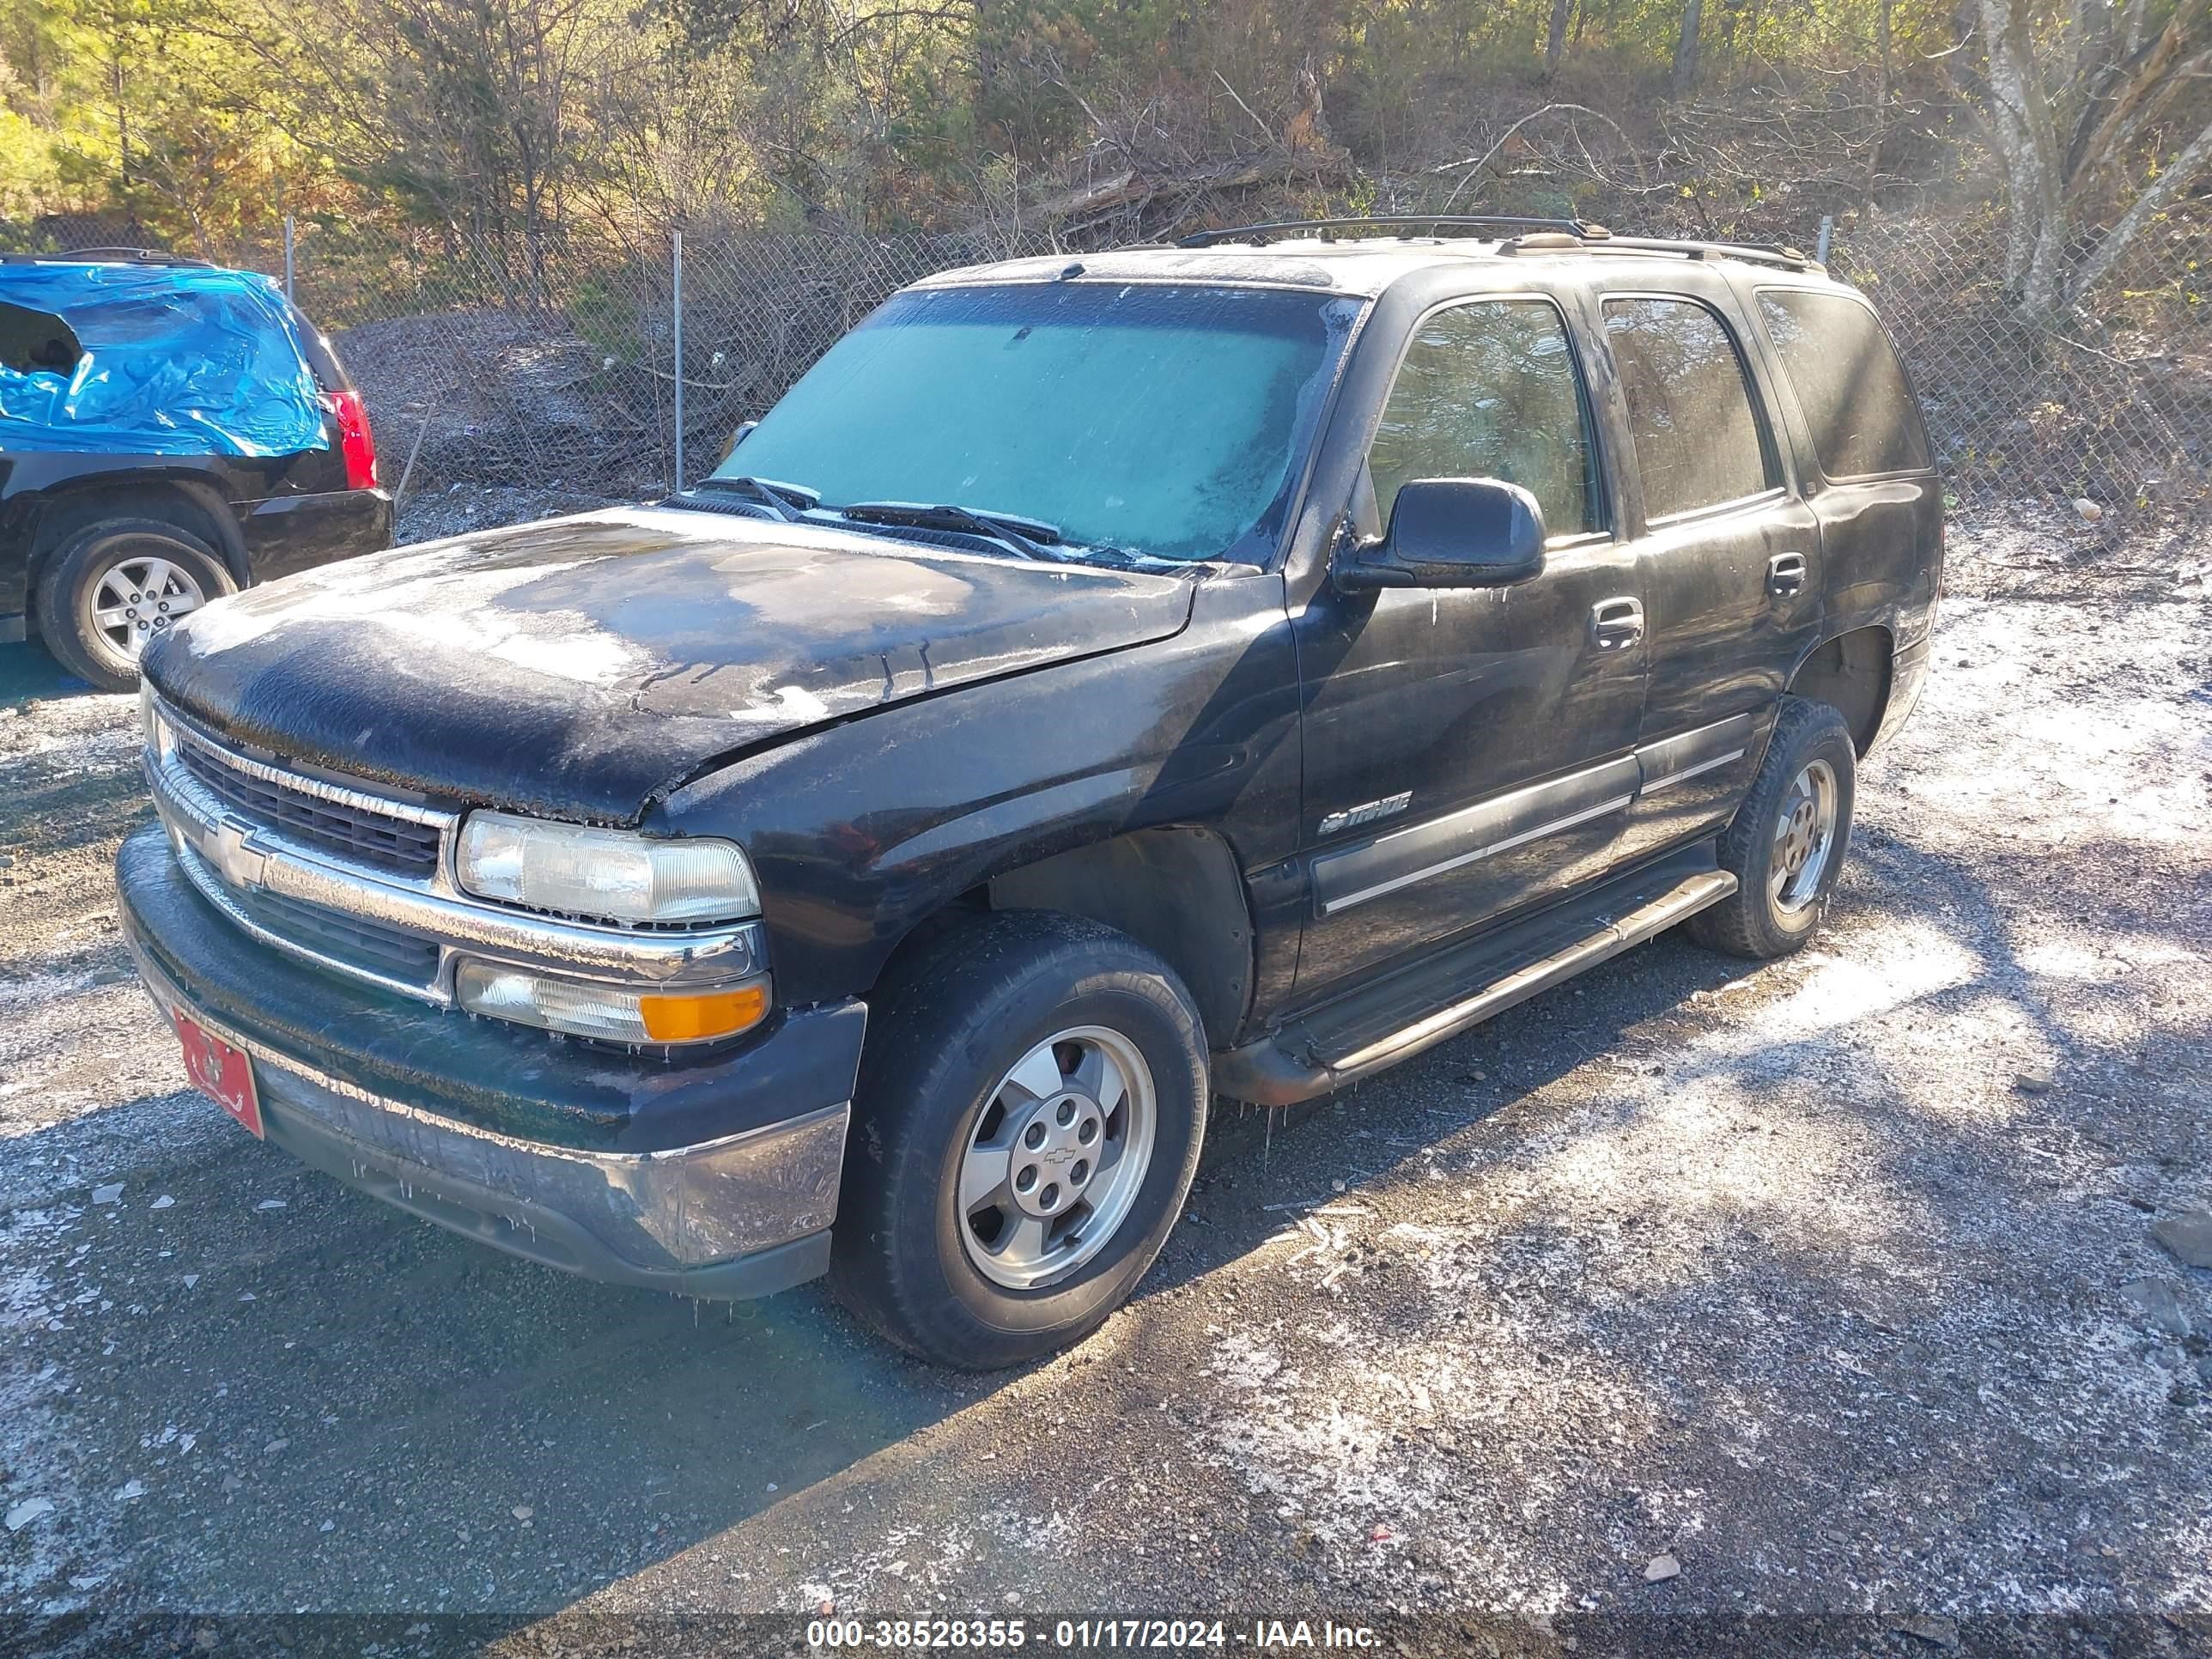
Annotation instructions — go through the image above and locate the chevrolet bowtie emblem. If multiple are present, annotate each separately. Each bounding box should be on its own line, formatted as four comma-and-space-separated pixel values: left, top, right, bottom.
203, 814, 270, 891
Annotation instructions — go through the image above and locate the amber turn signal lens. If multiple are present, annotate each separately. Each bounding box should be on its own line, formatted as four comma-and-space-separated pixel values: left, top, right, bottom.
638, 983, 770, 1042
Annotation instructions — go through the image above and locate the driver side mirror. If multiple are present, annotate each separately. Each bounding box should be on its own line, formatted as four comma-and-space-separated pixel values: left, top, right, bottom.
1336, 477, 1546, 592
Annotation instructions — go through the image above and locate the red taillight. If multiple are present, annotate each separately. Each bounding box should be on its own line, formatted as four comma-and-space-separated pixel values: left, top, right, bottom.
323, 388, 378, 489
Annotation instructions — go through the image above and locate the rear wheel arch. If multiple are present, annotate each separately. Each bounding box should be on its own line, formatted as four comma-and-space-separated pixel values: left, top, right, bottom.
26, 477, 246, 617
1786, 624, 1893, 756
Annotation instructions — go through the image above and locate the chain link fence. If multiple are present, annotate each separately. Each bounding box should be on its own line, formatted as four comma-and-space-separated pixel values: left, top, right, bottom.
1823, 205, 2209, 522
37, 205, 2212, 541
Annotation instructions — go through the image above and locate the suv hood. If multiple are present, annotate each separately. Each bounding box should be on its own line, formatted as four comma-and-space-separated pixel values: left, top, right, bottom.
146, 506, 1198, 823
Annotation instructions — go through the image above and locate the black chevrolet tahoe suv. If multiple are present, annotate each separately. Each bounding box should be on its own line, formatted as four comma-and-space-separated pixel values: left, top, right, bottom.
118, 217, 1941, 1369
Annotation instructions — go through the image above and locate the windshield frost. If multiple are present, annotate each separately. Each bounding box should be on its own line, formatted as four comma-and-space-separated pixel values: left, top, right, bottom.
720, 283, 1360, 562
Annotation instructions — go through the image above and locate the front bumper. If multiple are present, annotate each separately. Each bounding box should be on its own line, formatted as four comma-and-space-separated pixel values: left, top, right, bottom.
118, 824, 865, 1298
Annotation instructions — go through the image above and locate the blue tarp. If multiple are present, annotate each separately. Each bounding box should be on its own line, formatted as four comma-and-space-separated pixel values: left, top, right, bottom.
0, 262, 329, 457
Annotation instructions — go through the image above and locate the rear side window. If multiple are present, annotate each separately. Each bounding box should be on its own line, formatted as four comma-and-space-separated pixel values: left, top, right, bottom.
1756, 289, 1929, 478
283, 298, 352, 392
1601, 296, 1778, 520
1367, 297, 1601, 538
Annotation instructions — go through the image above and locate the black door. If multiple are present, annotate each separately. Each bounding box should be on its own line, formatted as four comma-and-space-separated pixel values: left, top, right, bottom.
1291, 293, 1645, 1002
1590, 288, 1826, 863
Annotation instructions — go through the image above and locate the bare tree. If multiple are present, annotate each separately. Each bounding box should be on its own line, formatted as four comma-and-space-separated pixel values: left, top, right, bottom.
1960, 0, 2212, 318
218, 0, 603, 293
1673, 0, 1706, 93
1545, 0, 1575, 79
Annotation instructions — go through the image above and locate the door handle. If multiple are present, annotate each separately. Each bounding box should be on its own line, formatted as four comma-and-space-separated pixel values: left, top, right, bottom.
1767, 551, 1808, 597
1590, 596, 1644, 651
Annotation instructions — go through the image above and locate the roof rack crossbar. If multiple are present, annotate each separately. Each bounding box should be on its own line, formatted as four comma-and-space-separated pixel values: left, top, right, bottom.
1179, 215, 1603, 247
1174, 216, 1823, 271
1566, 235, 1816, 270
3, 246, 217, 268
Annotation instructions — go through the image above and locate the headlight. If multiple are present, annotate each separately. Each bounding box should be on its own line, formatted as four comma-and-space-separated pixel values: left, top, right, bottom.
454, 960, 769, 1045
138, 680, 169, 757
455, 811, 760, 926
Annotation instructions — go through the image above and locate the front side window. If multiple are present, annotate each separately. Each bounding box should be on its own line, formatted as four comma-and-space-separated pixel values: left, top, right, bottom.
1366, 297, 1601, 538
1602, 296, 1778, 520
1757, 289, 1931, 478
720, 283, 1361, 563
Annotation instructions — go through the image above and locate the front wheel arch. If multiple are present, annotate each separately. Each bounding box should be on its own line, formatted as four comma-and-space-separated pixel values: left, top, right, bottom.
985, 825, 1255, 1046
830, 908, 1209, 1369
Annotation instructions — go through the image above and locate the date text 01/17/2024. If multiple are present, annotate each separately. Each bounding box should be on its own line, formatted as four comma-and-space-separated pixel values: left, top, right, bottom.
804, 1618, 1382, 1650
1056, 1624, 1380, 1650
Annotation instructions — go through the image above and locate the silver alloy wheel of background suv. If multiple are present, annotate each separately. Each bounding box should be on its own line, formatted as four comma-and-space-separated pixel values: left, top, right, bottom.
86, 552, 209, 662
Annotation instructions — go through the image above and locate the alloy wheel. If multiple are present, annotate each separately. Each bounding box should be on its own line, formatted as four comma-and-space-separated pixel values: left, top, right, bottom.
86, 553, 209, 661
1770, 757, 1838, 915
957, 1024, 1158, 1291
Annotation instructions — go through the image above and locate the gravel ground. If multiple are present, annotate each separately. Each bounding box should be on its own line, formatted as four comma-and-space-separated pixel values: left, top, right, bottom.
394, 483, 623, 547
0, 504, 2208, 1656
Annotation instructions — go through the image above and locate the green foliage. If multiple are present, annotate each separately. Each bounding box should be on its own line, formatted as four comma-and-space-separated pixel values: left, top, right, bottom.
0, 0, 321, 248
0, 0, 2153, 255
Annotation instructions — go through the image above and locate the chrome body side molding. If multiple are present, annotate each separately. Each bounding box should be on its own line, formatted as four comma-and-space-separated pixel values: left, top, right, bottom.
1634, 711, 1756, 795
1310, 710, 1760, 917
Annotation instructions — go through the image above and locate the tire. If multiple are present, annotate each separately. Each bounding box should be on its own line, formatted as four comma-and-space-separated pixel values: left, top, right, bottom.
830, 910, 1209, 1370
33, 518, 236, 693
1686, 696, 1857, 960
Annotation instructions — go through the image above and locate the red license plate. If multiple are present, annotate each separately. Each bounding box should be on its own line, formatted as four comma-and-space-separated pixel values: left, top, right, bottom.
175, 1013, 263, 1139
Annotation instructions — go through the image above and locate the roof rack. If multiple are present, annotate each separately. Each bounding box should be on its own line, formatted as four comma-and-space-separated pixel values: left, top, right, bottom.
1563, 234, 1817, 270
1179, 215, 1610, 247
3, 246, 216, 268
1176, 216, 1822, 272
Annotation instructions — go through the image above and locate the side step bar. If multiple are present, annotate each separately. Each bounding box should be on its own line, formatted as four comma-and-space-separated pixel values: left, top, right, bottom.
1213, 852, 1736, 1106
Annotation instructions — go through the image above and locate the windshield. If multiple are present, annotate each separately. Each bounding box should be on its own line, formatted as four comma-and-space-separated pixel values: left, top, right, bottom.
718, 282, 1362, 563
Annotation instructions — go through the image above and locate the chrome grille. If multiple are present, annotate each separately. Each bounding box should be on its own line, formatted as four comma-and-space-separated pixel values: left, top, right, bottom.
234, 886, 443, 986
147, 696, 769, 1019
173, 731, 443, 877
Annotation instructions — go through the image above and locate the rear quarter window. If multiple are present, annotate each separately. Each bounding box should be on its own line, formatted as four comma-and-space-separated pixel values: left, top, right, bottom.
1756, 289, 1930, 478
283, 299, 353, 392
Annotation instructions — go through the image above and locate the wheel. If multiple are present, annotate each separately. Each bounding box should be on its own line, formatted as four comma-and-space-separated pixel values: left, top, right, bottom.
1687, 696, 1856, 960
33, 518, 235, 692
830, 910, 1209, 1370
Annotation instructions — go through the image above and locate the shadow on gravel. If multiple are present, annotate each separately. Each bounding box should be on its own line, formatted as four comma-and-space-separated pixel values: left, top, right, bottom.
1083, 819, 2212, 1625
16, 915, 1762, 1646
4, 747, 153, 862
17, 1109, 985, 1640
0, 639, 93, 708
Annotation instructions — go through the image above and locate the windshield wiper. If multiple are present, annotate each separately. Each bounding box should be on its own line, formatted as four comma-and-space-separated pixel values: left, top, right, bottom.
1069, 543, 1182, 570
838, 501, 1066, 562
690, 475, 820, 522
